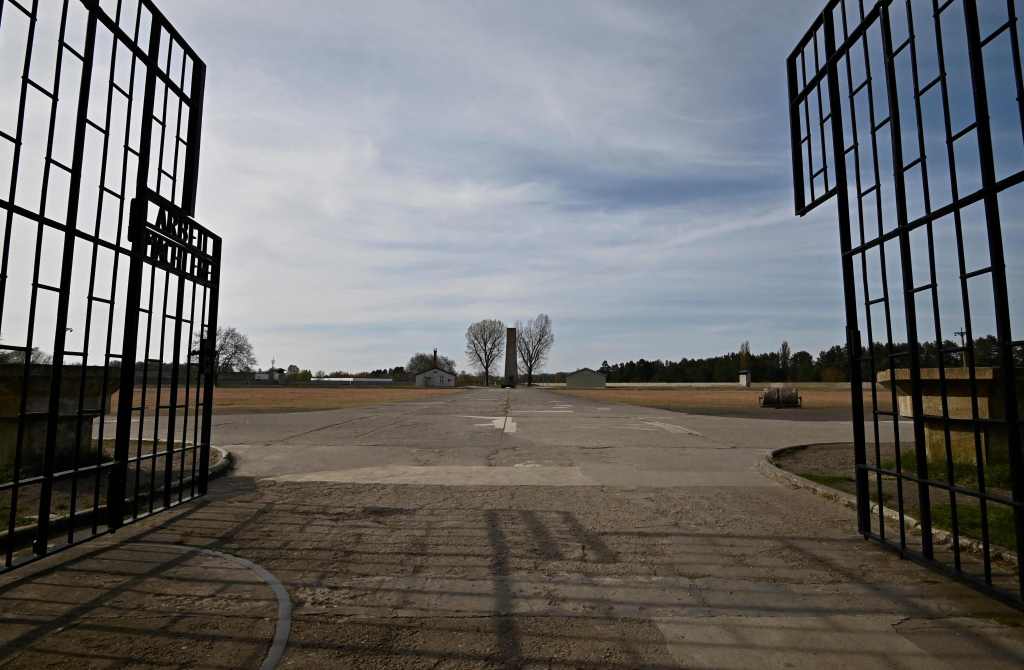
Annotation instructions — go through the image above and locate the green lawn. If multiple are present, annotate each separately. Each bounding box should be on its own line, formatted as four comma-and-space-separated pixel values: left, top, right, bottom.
930, 502, 1018, 551
782, 444, 1019, 553
870, 451, 1017, 549
880, 449, 1013, 492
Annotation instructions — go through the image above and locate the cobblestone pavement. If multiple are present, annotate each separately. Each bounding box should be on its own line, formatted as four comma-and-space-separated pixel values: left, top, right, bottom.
2, 387, 1024, 668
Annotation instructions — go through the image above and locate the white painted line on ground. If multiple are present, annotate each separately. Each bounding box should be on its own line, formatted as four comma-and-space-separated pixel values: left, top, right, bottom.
136, 542, 291, 670
641, 421, 703, 437
462, 415, 518, 433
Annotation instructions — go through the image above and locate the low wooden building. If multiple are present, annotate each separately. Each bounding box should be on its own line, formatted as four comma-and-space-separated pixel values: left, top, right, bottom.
415, 367, 456, 387
566, 368, 607, 389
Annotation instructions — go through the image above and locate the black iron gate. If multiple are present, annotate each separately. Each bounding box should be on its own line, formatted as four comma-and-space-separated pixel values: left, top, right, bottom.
0, 0, 217, 572
789, 0, 1023, 605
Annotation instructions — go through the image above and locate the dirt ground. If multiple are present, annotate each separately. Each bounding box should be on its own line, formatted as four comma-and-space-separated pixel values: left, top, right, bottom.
555, 386, 890, 421
774, 442, 859, 488
112, 386, 463, 415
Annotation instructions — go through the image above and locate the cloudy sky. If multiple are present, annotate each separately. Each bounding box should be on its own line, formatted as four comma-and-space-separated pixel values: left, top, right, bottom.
155, 0, 1018, 374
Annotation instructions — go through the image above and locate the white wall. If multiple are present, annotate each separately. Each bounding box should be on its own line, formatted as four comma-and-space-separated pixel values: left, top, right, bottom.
416, 369, 455, 387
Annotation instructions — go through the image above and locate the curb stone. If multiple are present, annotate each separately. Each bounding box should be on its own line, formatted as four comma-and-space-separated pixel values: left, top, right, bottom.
759, 444, 1018, 568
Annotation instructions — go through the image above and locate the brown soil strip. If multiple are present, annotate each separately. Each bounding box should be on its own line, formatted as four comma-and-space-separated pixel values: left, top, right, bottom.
555, 387, 889, 421
111, 387, 463, 415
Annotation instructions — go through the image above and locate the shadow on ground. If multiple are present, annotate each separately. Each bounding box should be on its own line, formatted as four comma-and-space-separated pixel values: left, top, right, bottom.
0, 497, 277, 668
4, 475, 1021, 668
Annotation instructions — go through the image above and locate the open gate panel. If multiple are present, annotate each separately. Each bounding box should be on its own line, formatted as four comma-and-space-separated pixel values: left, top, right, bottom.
789, 0, 1024, 605
0, 0, 216, 572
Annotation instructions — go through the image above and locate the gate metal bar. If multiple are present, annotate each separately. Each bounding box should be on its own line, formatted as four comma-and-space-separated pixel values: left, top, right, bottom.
789, 0, 1024, 606
0, 0, 216, 573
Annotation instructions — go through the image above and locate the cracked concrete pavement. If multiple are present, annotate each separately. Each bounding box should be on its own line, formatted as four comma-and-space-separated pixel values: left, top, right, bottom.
2, 386, 1024, 668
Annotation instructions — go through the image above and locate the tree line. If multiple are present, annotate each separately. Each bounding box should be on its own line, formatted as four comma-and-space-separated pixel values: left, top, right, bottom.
596, 335, 1014, 384
7, 325, 1017, 388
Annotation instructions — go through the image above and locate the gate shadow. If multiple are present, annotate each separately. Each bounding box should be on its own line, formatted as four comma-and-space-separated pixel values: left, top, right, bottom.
3, 478, 1024, 668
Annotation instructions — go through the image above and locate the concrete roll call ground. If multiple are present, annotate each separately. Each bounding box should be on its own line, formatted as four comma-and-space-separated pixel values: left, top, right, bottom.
2, 385, 1024, 668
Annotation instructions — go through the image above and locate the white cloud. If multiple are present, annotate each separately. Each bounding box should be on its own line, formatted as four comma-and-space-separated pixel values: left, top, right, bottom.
156, 0, 855, 371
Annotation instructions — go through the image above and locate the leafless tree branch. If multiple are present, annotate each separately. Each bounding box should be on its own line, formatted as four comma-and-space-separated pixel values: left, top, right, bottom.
516, 314, 554, 386
465, 319, 505, 386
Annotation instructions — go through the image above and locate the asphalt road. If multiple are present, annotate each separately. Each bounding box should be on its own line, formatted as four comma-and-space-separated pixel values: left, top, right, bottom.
3, 387, 1024, 669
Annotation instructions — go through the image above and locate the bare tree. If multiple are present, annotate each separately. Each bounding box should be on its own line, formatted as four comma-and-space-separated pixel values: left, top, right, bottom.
516, 314, 554, 386
465, 319, 505, 386
0, 346, 51, 365
192, 326, 256, 378
739, 341, 751, 370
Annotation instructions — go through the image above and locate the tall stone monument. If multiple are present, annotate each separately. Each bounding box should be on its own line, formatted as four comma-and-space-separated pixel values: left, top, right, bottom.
504, 327, 517, 388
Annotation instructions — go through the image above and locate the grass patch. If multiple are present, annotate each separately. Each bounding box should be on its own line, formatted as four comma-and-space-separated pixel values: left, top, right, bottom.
778, 442, 1018, 555
880, 449, 1013, 491
930, 502, 1018, 551
861, 482, 1017, 550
